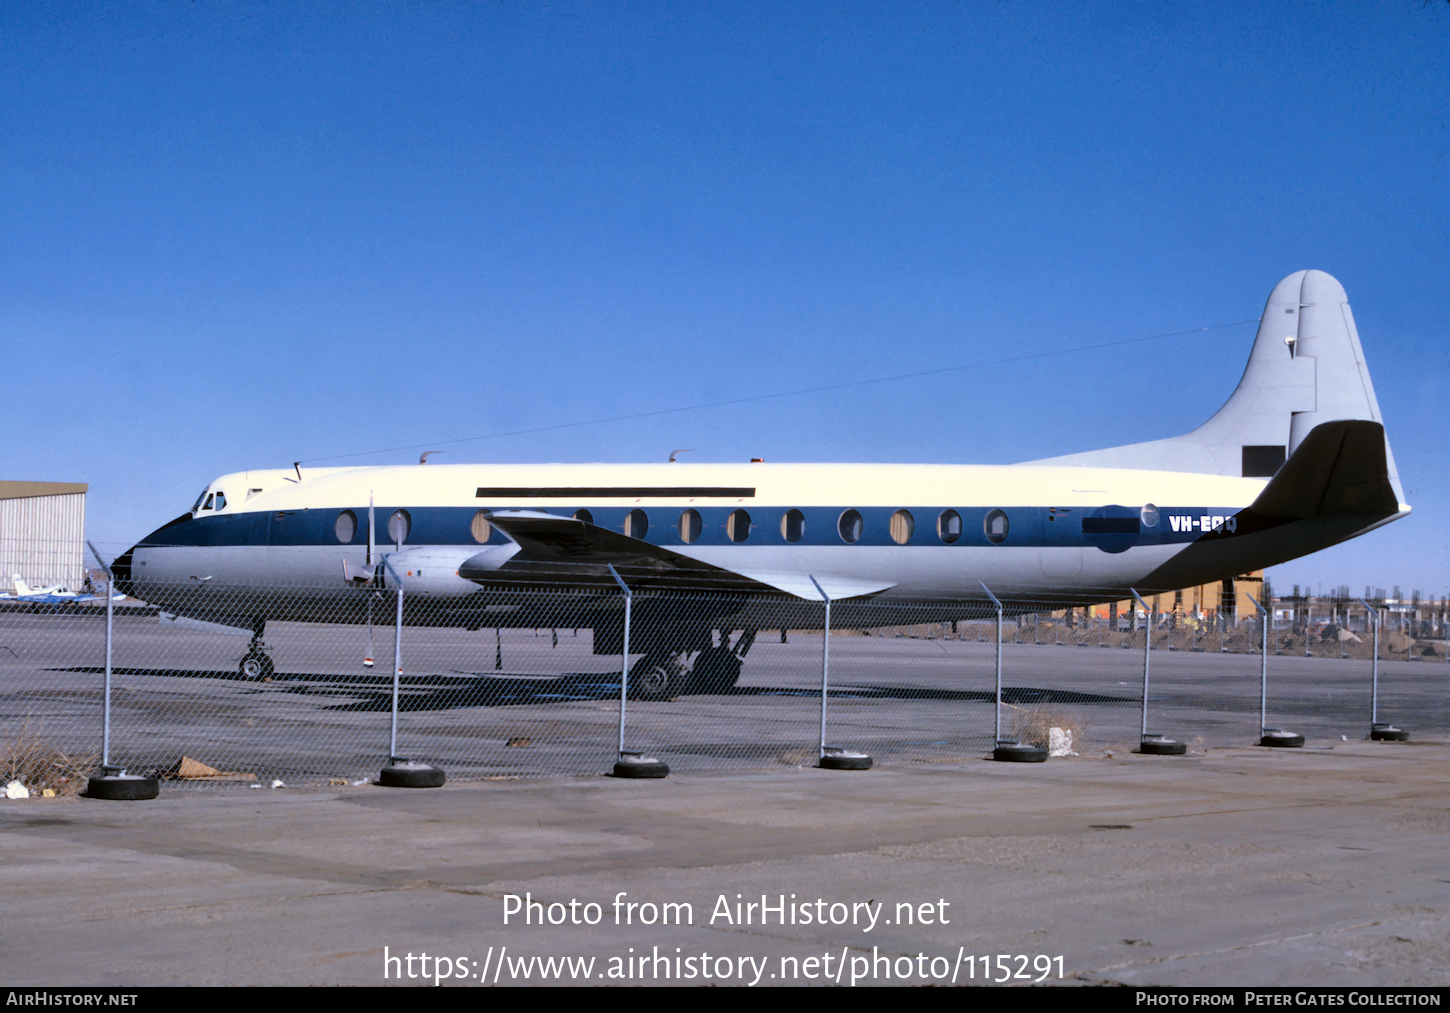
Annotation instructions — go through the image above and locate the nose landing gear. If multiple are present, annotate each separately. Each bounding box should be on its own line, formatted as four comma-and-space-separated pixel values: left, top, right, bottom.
238, 619, 275, 680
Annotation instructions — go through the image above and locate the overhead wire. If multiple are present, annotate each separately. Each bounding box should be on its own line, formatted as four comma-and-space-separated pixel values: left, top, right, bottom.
300, 316, 1261, 464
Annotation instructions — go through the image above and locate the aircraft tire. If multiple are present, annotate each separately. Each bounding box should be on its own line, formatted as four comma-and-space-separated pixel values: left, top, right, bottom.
240, 654, 275, 681
612, 754, 670, 778
629, 658, 677, 701
690, 647, 741, 694
818, 749, 872, 770
85, 774, 160, 801
1371, 723, 1410, 741
378, 761, 447, 788
1136, 735, 1188, 756
1259, 729, 1304, 748
992, 742, 1048, 763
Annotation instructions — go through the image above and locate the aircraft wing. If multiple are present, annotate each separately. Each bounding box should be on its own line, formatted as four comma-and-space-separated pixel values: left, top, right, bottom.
466, 510, 895, 601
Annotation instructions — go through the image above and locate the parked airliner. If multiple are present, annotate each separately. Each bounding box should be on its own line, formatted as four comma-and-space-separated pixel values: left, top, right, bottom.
115, 270, 1407, 693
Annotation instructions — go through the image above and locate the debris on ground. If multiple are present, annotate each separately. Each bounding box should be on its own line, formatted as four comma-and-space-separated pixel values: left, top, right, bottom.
160, 756, 256, 781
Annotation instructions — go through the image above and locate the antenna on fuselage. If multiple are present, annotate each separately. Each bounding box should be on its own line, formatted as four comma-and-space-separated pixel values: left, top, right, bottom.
668, 449, 694, 462
293, 462, 302, 482
419, 451, 442, 464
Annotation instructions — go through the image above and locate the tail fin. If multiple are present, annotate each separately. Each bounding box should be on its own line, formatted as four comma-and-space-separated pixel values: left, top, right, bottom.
1025, 270, 1404, 501
13, 574, 32, 597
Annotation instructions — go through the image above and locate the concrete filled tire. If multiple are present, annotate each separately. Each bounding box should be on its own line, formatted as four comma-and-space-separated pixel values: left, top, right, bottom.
993, 742, 1048, 763
85, 774, 160, 800
612, 754, 669, 778
1259, 728, 1305, 748
378, 761, 446, 788
1370, 723, 1410, 742
1137, 735, 1188, 756
818, 749, 872, 770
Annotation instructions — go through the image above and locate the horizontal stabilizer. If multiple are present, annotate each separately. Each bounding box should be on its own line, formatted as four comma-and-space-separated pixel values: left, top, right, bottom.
1247, 420, 1400, 520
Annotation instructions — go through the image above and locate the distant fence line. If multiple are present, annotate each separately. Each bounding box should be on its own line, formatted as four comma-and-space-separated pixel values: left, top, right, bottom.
1, 579, 1445, 790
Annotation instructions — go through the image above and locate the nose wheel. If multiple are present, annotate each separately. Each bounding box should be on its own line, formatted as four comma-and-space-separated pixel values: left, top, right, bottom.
240, 648, 275, 681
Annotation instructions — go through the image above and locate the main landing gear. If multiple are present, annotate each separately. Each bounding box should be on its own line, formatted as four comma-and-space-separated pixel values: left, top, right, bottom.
239, 619, 275, 681
628, 628, 754, 701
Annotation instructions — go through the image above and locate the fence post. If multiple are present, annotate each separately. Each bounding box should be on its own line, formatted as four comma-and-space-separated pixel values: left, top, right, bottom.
608, 566, 668, 777
810, 576, 871, 770
83, 542, 157, 800
377, 557, 445, 787
1248, 594, 1302, 747
1131, 588, 1186, 755
1358, 598, 1408, 741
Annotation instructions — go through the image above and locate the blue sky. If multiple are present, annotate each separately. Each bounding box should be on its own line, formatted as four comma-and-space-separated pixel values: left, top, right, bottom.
3, 1, 1447, 595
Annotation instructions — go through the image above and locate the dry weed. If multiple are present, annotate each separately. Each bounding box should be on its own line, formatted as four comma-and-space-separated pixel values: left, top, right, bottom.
1, 724, 96, 796
1005, 704, 1086, 751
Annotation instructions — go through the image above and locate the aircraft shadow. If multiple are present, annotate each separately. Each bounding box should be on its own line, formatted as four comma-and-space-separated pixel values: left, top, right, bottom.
54, 667, 1133, 712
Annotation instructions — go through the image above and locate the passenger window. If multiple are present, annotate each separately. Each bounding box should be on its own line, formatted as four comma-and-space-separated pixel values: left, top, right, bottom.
1140, 504, 1159, 528
679, 509, 702, 544
838, 509, 863, 544
937, 509, 961, 544
984, 509, 1009, 544
213, 492, 226, 511
388, 509, 411, 546
471, 510, 492, 544
335, 510, 357, 543
727, 509, 751, 543
624, 509, 649, 539
573, 509, 594, 524
889, 509, 914, 545
781, 508, 805, 543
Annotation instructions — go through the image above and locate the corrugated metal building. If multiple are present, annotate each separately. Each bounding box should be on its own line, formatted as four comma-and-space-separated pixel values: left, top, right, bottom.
0, 481, 88, 590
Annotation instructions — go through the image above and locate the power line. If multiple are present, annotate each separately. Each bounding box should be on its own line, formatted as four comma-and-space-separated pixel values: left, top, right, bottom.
300, 316, 1261, 464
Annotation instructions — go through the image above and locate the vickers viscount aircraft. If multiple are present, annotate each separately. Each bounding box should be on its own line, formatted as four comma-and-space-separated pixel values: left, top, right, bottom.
116, 270, 1408, 694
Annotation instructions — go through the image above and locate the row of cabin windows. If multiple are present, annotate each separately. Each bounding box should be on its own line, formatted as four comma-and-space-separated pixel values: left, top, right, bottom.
330, 507, 1012, 546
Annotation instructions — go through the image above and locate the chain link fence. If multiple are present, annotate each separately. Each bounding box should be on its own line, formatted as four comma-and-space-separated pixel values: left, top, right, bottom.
2, 577, 1446, 789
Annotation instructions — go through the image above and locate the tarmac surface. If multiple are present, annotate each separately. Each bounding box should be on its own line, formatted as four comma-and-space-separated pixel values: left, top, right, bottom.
2, 738, 1447, 987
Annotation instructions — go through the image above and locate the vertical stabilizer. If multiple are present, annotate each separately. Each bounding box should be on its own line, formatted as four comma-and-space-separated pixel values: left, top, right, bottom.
1025, 270, 1403, 501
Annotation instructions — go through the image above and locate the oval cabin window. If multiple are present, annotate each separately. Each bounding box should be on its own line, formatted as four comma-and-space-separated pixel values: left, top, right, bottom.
471, 510, 492, 544
984, 509, 1009, 545
838, 509, 863, 544
937, 509, 961, 544
624, 509, 649, 539
889, 509, 914, 545
335, 510, 357, 543
727, 509, 752, 543
781, 508, 805, 543
679, 509, 702, 544
573, 509, 593, 524
388, 509, 411, 545
1140, 503, 1160, 528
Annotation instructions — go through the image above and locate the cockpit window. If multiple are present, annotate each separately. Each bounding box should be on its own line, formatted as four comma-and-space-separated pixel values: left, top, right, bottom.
192, 489, 208, 512
202, 494, 215, 511
213, 492, 226, 510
